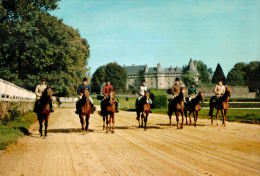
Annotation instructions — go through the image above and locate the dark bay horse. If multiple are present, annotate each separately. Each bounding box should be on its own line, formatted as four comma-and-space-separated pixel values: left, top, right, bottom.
184, 91, 205, 127
136, 91, 151, 130
101, 91, 116, 133
209, 86, 231, 126
36, 87, 53, 137
168, 88, 185, 129
78, 89, 92, 131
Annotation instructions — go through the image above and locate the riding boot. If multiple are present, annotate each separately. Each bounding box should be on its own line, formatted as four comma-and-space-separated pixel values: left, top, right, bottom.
49, 101, 54, 113
91, 103, 95, 114
75, 101, 80, 114
115, 102, 119, 113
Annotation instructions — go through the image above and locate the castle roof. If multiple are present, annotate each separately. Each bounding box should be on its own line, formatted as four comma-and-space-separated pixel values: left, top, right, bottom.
124, 65, 146, 75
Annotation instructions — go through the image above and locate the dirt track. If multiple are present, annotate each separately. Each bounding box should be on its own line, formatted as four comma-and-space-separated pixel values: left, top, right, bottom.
0, 107, 260, 176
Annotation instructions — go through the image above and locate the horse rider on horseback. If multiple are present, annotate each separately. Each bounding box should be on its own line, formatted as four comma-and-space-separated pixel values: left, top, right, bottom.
187, 82, 197, 102
209, 79, 226, 115
102, 78, 119, 113
75, 78, 96, 114
33, 76, 54, 113
171, 77, 181, 99
137, 80, 152, 104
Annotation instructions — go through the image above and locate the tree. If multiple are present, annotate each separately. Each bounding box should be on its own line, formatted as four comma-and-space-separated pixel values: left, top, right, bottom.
91, 62, 127, 93
226, 62, 247, 85
212, 63, 225, 84
182, 72, 197, 87
195, 60, 212, 83
0, 0, 90, 96
247, 61, 260, 91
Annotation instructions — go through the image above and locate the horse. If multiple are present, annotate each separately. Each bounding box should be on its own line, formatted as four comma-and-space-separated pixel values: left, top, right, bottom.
168, 88, 185, 129
78, 89, 92, 131
184, 91, 205, 127
36, 87, 53, 137
209, 86, 231, 126
102, 91, 116, 133
136, 91, 151, 130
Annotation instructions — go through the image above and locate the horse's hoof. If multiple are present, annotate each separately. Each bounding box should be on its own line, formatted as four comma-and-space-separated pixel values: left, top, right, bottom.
180, 126, 183, 129
103, 125, 105, 130
111, 130, 115, 134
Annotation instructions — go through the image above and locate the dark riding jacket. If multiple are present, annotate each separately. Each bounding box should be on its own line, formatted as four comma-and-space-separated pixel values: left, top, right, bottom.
77, 84, 91, 95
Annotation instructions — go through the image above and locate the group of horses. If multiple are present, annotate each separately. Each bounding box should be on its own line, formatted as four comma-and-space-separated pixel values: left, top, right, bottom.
35, 86, 231, 137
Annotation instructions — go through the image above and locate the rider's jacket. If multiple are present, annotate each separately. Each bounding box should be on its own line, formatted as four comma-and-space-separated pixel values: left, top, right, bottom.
138, 85, 147, 97
77, 84, 91, 96
102, 84, 114, 96
214, 84, 225, 98
35, 83, 47, 100
188, 86, 197, 96
171, 83, 180, 96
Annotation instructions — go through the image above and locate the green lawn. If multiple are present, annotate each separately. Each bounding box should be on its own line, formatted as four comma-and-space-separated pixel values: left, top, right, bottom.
152, 108, 260, 124
0, 112, 37, 150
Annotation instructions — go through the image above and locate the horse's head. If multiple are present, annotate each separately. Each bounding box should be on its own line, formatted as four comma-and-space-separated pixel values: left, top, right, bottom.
145, 91, 150, 99
199, 90, 205, 103
43, 87, 53, 99
83, 89, 89, 98
225, 85, 232, 97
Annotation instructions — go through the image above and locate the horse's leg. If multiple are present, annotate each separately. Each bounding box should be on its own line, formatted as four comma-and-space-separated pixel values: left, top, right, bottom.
195, 111, 199, 127
103, 115, 105, 130
137, 111, 141, 127
44, 116, 48, 137
79, 115, 84, 130
210, 108, 214, 125
224, 109, 227, 127
169, 114, 172, 126
176, 111, 179, 129
86, 114, 89, 131
192, 111, 196, 126
221, 110, 225, 127
144, 113, 148, 131
106, 115, 109, 133
184, 110, 188, 125
141, 112, 144, 128
216, 109, 219, 126
189, 111, 192, 125
111, 113, 115, 133
38, 117, 43, 136
109, 113, 112, 132
180, 111, 184, 129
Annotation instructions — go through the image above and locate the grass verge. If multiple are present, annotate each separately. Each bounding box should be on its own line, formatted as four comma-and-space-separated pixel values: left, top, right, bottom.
0, 112, 37, 150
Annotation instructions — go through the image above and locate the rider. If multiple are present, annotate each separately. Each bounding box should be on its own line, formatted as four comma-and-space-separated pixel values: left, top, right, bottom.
34, 76, 54, 113
137, 80, 152, 103
75, 78, 96, 114
209, 79, 226, 115
102, 78, 119, 113
171, 77, 181, 99
187, 82, 197, 102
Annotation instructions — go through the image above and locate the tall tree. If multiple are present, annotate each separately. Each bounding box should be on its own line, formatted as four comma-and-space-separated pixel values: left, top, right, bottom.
212, 63, 225, 84
195, 60, 212, 83
91, 62, 127, 93
226, 62, 247, 85
0, 0, 90, 96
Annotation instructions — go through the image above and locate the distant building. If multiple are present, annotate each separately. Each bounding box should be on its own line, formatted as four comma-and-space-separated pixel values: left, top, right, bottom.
124, 59, 198, 89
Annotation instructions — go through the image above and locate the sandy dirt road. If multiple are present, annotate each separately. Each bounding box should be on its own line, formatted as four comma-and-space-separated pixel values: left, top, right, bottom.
0, 107, 260, 176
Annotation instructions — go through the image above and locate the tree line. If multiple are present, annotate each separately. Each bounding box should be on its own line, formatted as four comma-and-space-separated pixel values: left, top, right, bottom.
0, 0, 90, 96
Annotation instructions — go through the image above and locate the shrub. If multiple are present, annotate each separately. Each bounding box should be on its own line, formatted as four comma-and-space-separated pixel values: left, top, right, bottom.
150, 89, 168, 109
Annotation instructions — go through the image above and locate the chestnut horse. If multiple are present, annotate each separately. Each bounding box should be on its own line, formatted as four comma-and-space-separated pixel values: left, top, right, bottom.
78, 89, 92, 131
209, 86, 231, 126
168, 88, 185, 129
104, 91, 116, 133
136, 91, 151, 130
36, 87, 53, 137
184, 91, 205, 127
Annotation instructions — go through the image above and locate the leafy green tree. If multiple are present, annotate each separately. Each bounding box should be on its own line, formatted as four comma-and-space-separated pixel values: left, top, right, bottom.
91, 62, 127, 93
247, 61, 260, 91
195, 60, 212, 83
212, 63, 226, 84
0, 0, 90, 96
226, 62, 247, 85
182, 72, 197, 87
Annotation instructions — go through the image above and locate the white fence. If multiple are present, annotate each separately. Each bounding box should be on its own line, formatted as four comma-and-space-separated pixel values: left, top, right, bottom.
0, 78, 36, 102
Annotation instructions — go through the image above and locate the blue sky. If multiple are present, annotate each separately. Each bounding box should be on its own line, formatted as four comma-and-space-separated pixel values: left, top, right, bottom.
51, 0, 260, 75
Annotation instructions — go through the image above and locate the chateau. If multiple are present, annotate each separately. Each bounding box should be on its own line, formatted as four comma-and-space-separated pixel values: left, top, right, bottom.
124, 59, 198, 89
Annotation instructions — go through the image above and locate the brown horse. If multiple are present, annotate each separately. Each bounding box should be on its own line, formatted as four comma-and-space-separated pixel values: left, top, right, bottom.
105, 91, 116, 133
209, 86, 231, 126
136, 91, 151, 130
184, 91, 205, 127
78, 89, 92, 131
168, 88, 185, 129
36, 87, 53, 137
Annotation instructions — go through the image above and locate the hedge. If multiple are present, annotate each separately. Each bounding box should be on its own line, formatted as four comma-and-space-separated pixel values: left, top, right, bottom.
150, 89, 168, 109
